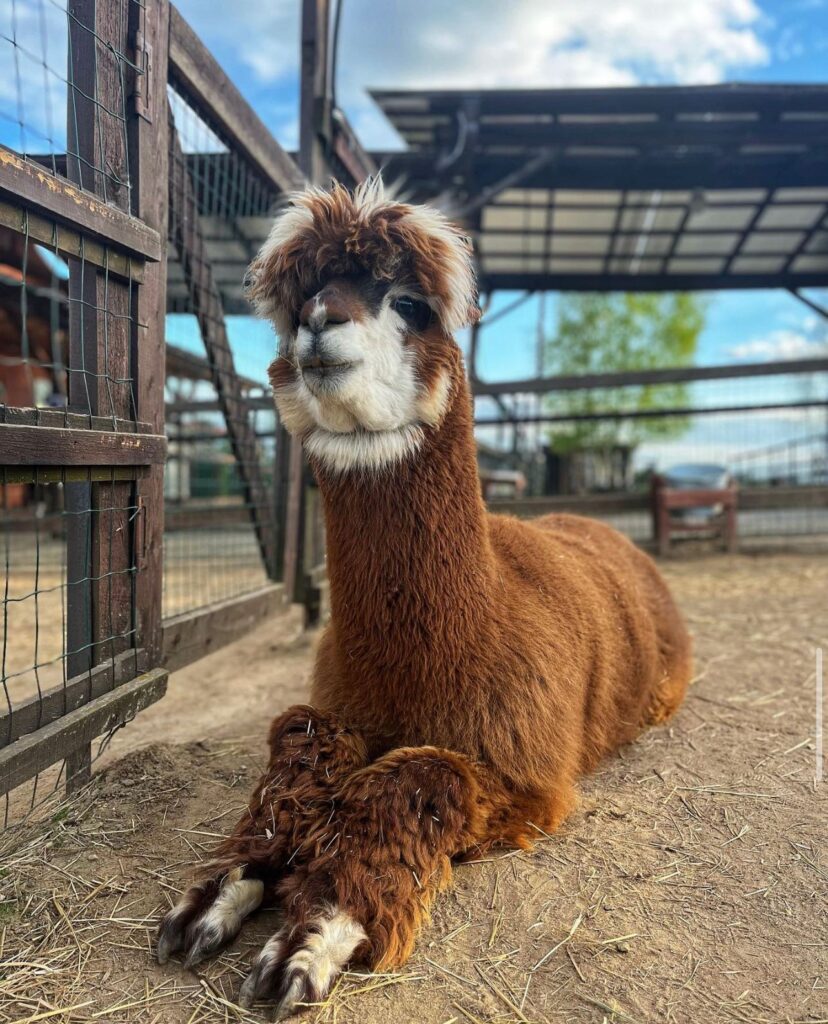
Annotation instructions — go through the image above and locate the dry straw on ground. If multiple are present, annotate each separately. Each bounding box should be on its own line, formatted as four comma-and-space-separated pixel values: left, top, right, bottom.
1, 552, 826, 1024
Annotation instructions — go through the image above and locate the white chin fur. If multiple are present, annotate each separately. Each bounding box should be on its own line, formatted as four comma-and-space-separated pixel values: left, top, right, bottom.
305, 423, 425, 473
271, 300, 453, 472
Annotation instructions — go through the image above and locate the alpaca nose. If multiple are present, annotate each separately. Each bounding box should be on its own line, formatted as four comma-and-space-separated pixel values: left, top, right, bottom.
299, 291, 352, 332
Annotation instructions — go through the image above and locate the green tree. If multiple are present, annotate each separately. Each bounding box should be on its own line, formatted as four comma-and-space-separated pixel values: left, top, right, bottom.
543, 293, 705, 466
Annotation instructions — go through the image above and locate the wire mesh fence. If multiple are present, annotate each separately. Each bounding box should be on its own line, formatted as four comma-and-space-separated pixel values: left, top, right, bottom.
0, 222, 142, 424
162, 79, 284, 617
478, 369, 828, 545
0, 0, 168, 825
0, 466, 146, 825
164, 379, 277, 616
1, 0, 141, 205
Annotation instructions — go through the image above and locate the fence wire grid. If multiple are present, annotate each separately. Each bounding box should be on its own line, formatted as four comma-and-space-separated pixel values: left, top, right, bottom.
1, 0, 164, 825
1, 0, 145, 204
1, 466, 144, 826
162, 80, 284, 617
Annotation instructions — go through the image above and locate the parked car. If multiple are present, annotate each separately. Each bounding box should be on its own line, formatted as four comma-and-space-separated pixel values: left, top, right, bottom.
661, 463, 733, 523
480, 469, 527, 501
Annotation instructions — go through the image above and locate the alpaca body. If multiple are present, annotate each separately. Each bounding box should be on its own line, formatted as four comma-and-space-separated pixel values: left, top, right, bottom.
310, 359, 691, 837
315, 511, 688, 786
157, 180, 691, 1014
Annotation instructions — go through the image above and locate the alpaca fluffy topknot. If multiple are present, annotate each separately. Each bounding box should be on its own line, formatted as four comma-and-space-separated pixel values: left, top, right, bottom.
246, 176, 478, 338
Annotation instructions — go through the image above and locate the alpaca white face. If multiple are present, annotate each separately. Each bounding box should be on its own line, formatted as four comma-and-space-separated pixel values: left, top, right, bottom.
248, 178, 478, 474
272, 277, 447, 473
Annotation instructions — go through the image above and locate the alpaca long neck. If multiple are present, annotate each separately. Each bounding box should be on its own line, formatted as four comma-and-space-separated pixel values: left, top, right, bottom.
316, 375, 491, 676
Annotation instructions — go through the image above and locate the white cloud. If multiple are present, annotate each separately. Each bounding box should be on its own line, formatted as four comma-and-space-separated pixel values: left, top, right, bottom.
172, 0, 299, 88
0, 0, 773, 156
729, 329, 828, 361
337, 0, 769, 91
337, 0, 770, 147
176, 0, 770, 149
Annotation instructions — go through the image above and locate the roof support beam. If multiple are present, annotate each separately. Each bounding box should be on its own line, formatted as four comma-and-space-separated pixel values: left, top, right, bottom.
789, 288, 828, 321
480, 272, 828, 292
480, 290, 536, 327
781, 210, 828, 275
473, 356, 828, 397
475, 398, 828, 426
457, 148, 558, 221
722, 188, 775, 276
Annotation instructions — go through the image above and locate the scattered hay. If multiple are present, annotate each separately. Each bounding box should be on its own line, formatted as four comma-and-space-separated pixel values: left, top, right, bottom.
1, 553, 827, 1024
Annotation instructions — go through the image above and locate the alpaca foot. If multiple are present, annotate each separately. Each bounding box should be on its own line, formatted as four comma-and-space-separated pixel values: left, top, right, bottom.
236, 746, 488, 1012
157, 865, 264, 966
157, 705, 368, 968
238, 908, 367, 1015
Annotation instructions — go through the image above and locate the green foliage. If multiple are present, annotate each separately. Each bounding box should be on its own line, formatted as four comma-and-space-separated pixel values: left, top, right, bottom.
543, 292, 705, 455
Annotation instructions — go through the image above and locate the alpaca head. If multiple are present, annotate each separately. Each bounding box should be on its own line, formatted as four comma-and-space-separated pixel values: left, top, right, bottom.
247, 178, 478, 472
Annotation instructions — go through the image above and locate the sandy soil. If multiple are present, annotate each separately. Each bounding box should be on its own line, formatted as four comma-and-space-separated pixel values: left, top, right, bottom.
1, 551, 826, 1024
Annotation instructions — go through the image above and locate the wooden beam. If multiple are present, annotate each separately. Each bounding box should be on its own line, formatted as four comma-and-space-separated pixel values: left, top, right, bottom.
164, 502, 253, 531
64, 0, 137, 730
0, 649, 148, 747
475, 399, 828, 426
738, 484, 828, 511
168, 5, 303, 194
131, 0, 170, 668
0, 199, 144, 281
479, 271, 828, 293
0, 465, 143, 485
0, 147, 161, 262
162, 584, 287, 671
488, 485, 828, 520
282, 0, 332, 606
0, 406, 157, 432
165, 396, 272, 415
473, 357, 828, 397
789, 289, 828, 321
300, 0, 332, 184
489, 492, 648, 518
658, 486, 737, 510
0, 423, 167, 465
0, 669, 168, 796
332, 111, 377, 184
168, 116, 278, 577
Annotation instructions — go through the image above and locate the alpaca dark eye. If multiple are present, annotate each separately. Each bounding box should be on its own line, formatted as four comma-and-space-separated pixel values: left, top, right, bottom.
393, 296, 432, 331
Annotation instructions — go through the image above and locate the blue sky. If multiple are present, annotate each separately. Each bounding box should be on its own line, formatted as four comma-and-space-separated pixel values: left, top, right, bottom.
162, 0, 828, 390
167, 0, 828, 152
3, 0, 828, 467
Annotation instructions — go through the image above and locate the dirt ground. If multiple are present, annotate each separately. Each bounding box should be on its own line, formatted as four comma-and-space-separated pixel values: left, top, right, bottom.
1, 551, 826, 1024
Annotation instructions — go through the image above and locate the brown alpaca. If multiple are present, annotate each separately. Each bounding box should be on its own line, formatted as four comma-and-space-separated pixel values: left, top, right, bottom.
157, 179, 691, 1017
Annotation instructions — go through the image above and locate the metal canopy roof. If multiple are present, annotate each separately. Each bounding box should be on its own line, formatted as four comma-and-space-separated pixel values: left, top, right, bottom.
372, 84, 828, 293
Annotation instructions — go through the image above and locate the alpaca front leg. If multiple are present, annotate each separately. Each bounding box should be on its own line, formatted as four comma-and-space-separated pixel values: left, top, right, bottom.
157, 705, 368, 966
156, 865, 265, 967
238, 747, 489, 1014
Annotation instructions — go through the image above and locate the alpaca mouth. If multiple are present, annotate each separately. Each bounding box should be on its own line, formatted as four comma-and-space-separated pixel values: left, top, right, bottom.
300, 358, 358, 390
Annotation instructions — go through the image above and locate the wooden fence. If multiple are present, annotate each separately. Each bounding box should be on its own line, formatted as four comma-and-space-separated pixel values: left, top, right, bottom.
0, 0, 318, 819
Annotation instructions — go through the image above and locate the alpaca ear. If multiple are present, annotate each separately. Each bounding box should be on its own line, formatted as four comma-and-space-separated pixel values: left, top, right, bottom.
245, 197, 316, 337
243, 254, 268, 313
